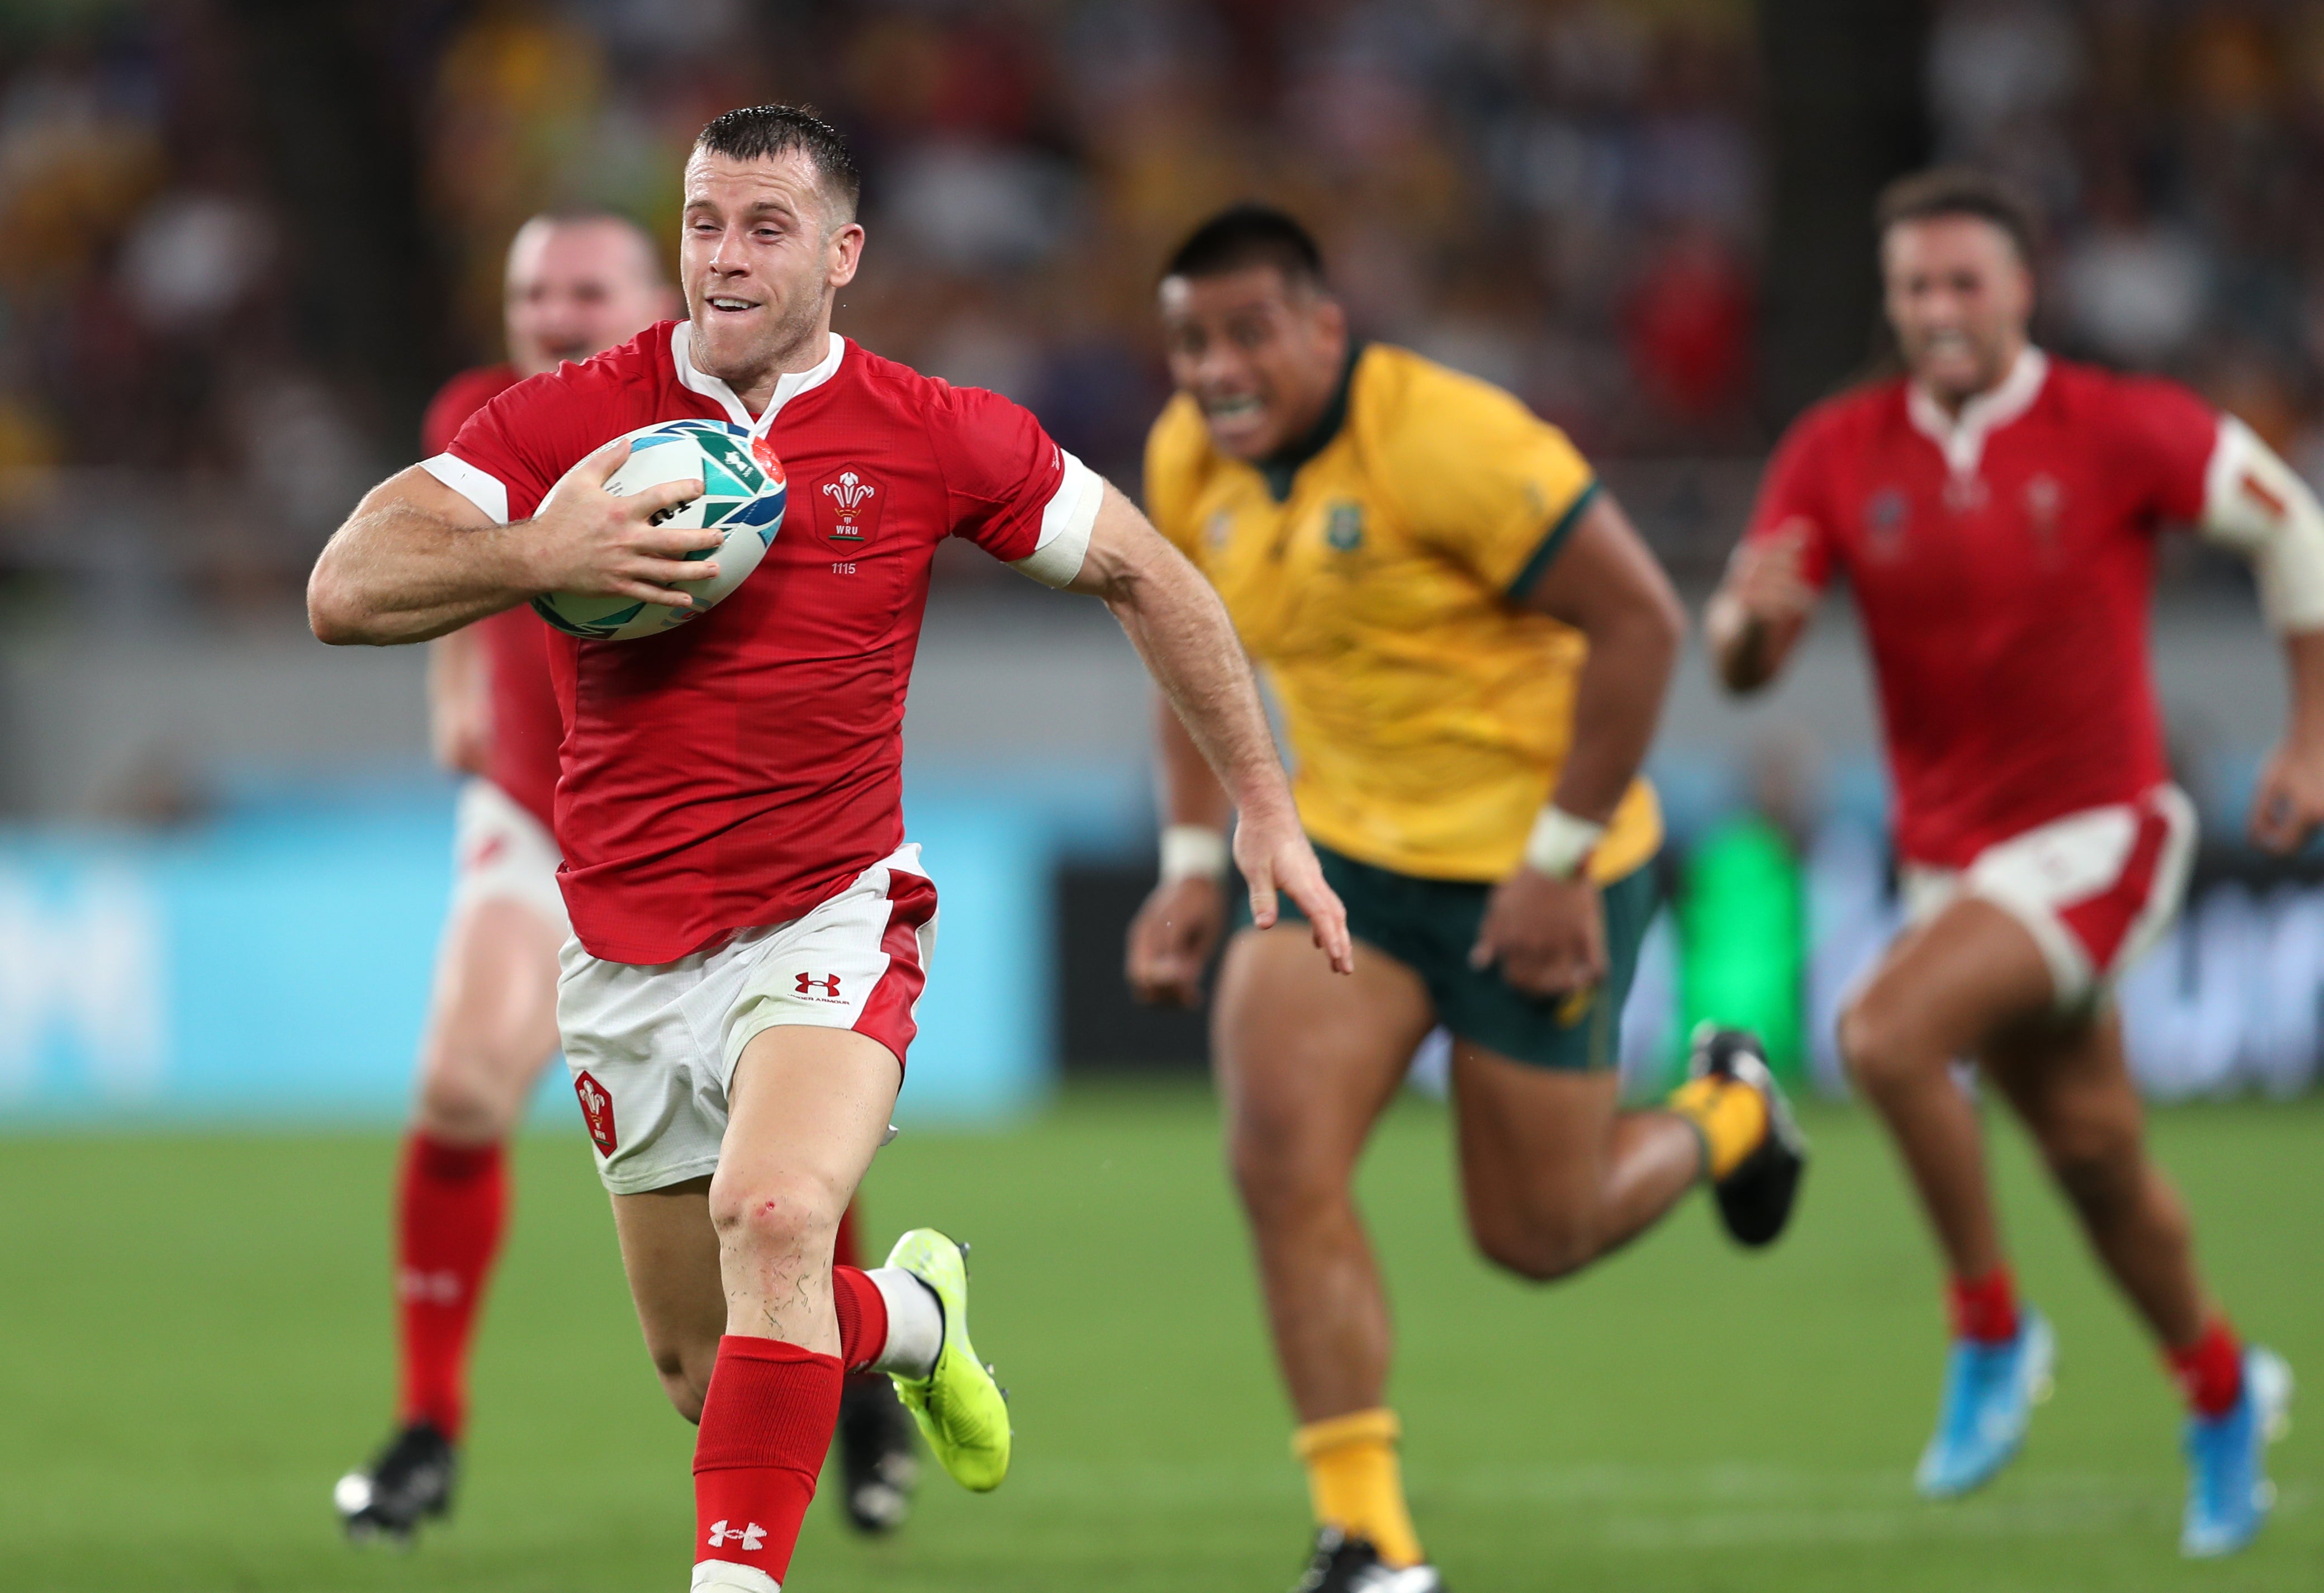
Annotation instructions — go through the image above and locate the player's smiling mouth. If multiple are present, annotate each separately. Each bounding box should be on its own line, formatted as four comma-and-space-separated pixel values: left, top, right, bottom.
1201, 392, 1270, 440
705, 296, 759, 313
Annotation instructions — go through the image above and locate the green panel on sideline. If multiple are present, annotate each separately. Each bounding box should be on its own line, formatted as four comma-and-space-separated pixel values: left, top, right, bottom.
1677, 815, 1808, 1087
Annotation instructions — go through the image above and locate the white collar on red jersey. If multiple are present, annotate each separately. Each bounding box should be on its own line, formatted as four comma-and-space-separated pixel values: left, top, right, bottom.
1907, 344, 2050, 480
671, 324, 845, 434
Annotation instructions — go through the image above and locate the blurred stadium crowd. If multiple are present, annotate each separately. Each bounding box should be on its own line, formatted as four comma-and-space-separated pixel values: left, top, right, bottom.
11, 0, 2324, 608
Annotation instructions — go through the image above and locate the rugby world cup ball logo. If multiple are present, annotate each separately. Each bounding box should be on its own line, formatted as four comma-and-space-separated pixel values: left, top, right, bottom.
815, 467, 885, 549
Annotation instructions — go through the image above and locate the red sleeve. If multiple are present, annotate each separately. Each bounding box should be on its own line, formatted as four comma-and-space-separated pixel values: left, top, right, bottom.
443, 372, 618, 523
923, 383, 1070, 561
2110, 376, 2220, 528
1740, 406, 1841, 589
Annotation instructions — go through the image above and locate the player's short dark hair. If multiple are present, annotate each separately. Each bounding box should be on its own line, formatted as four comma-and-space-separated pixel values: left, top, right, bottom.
1162, 205, 1326, 291
694, 105, 861, 222
1875, 166, 2041, 264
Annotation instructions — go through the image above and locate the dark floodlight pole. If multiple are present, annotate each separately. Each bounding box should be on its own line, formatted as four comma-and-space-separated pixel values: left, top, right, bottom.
221, 0, 449, 444
1756, 0, 1932, 427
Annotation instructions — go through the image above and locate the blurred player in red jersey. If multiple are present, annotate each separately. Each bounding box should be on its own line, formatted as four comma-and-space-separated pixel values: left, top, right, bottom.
334, 210, 916, 1544
1710, 168, 2324, 1557
308, 106, 1351, 1593
334, 212, 655, 1540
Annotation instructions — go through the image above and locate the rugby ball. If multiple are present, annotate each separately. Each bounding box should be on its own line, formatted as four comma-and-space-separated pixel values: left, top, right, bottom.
531, 419, 787, 641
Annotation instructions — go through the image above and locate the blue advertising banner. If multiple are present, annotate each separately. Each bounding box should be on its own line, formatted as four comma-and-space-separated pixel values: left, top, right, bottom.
0, 790, 1055, 1128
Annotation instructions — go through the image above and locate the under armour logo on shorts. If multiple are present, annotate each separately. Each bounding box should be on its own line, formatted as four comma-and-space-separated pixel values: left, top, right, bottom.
795, 972, 841, 998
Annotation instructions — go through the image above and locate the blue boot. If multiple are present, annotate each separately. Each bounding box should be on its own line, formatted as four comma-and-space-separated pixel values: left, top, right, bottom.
2181, 1347, 2292, 1558
1915, 1309, 2056, 1499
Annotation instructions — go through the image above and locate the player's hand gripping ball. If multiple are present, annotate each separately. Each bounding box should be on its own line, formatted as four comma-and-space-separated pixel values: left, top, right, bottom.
532, 420, 788, 641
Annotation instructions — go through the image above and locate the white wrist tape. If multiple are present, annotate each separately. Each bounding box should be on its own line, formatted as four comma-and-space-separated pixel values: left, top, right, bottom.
2202, 415, 2324, 632
1524, 807, 1606, 879
1159, 823, 1231, 884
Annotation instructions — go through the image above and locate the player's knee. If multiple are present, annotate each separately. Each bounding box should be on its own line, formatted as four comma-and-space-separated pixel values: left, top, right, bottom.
706, 1167, 843, 1263
1837, 995, 1917, 1099
414, 1057, 515, 1142
1469, 1206, 1599, 1283
1226, 1118, 1336, 1227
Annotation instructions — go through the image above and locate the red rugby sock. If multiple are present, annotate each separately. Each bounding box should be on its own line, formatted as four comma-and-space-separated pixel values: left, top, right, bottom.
395, 1132, 508, 1440
2167, 1319, 2245, 1419
1947, 1267, 2021, 1345
694, 1336, 844, 1584
833, 1264, 890, 1372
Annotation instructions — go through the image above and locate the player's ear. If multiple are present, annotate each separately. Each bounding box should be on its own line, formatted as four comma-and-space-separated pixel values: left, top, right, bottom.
826, 219, 865, 290
1314, 292, 1348, 349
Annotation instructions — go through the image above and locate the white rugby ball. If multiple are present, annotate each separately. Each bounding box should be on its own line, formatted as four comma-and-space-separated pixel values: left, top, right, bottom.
531, 419, 788, 641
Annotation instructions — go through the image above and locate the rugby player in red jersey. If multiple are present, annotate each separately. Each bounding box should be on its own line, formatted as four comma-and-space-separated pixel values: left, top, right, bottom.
1710, 168, 2324, 1557
335, 207, 920, 1547
307, 106, 1350, 1593
335, 209, 679, 1543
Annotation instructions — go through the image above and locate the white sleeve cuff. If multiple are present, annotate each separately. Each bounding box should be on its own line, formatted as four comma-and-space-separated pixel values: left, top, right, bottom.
420, 453, 512, 527
1008, 449, 1102, 588
2202, 416, 2324, 632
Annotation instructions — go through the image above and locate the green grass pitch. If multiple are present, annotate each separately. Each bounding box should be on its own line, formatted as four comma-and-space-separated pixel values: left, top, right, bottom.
1, 1084, 2317, 1591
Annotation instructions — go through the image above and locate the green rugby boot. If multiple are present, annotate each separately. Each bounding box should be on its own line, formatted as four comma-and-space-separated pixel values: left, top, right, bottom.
883, 1228, 1011, 1492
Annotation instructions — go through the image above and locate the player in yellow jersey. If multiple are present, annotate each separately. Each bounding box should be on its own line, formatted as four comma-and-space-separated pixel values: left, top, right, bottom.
1126, 207, 1810, 1592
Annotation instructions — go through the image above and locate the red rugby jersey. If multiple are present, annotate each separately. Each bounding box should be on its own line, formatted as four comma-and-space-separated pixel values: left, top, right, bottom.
423, 363, 563, 832
1742, 349, 2220, 869
424, 322, 1094, 963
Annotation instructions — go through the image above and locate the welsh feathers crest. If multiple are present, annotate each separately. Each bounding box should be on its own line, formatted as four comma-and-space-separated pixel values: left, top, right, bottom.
814, 466, 886, 548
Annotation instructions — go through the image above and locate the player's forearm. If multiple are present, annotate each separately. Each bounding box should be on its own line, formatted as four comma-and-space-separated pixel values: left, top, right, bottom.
1108, 556, 1294, 826
2282, 629, 2324, 750
310, 500, 538, 647
1153, 693, 1236, 831
1552, 590, 1681, 823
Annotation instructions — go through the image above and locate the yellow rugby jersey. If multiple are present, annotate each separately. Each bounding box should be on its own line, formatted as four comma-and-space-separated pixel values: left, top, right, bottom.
1145, 342, 1661, 884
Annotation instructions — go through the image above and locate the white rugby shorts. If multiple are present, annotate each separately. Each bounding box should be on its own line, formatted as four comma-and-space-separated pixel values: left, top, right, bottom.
450, 777, 570, 933
1901, 784, 2198, 1008
556, 843, 937, 1194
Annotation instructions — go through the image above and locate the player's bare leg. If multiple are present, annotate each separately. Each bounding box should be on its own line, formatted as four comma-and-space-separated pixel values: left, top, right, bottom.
1842, 897, 2072, 1497
336, 894, 563, 1543
610, 1027, 978, 1592
1983, 1009, 2210, 1347
1980, 998, 2288, 1539
1989, 1004, 2302, 1552
607, 1088, 918, 1527
415, 897, 567, 1141
1215, 924, 1437, 1576
611, 1030, 901, 1417
710, 1028, 900, 1351
1217, 927, 1435, 1423
1838, 899, 2052, 1284
1447, 1046, 1700, 1281
610, 1174, 727, 1422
